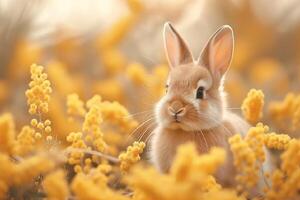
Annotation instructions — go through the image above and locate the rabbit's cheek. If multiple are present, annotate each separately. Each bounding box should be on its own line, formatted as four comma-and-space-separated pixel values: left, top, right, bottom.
198, 99, 209, 110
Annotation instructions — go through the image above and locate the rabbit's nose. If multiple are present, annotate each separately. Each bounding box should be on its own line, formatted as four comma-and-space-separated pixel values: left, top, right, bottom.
168, 101, 186, 117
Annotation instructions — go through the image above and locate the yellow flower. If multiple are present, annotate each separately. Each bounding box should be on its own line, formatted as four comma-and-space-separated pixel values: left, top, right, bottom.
99, 101, 138, 133
97, 15, 137, 50
92, 79, 124, 102
71, 173, 129, 200
0, 180, 8, 200
264, 132, 292, 150
14, 126, 35, 156
30, 118, 38, 127
268, 93, 300, 131
0, 153, 15, 186
229, 134, 258, 191
66, 132, 87, 166
35, 132, 42, 139
67, 93, 86, 118
245, 123, 269, 162
25, 64, 52, 115
241, 89, 264, 124
83, 95, 106, 152
44, 119, 51, 126
126, 62, 148, 86
265, 140, 300, 200
45, 126, 52, 133
126, 143, 242, 200
43, 170, 69, 200
100, 48, 127, 76
126, 0, 143, 13
171, 143, 225, 181
37, 122, 44, 129
249, 58, 289, 94
0, 113, 15, 154
119, 141, 145, 172
13, 155, 55, 185
47, 61, 79, 95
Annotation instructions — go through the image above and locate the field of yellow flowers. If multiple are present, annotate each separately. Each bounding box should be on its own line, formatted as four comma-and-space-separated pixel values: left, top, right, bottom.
0, 0, 300, 200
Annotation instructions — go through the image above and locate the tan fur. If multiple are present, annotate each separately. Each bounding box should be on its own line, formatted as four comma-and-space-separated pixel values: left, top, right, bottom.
150, 23, 271, 196
151, 64, 249, 185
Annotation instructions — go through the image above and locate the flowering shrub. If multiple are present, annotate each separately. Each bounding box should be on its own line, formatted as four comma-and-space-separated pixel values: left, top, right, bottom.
0, 62, 299, 200
0, 0, 300, 199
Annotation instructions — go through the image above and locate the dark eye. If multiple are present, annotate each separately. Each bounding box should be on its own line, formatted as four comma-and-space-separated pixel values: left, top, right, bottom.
165, 84, 169, 93
196, 86, 205, 99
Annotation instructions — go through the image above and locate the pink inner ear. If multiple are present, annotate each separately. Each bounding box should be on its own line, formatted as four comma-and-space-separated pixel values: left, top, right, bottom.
164, 23, 193, 68
209, 33, 233, 75
165, 31, 180, 68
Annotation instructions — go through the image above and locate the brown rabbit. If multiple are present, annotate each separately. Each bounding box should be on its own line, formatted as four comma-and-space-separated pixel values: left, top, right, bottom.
150, 22, 271, 193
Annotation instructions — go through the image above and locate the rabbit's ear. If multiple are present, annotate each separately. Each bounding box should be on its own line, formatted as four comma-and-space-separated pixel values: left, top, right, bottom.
164, 22, 193, 68
198, 25, 234, 77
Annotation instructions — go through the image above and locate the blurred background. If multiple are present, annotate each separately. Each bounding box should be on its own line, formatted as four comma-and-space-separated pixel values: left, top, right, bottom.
0, 0, 299, 140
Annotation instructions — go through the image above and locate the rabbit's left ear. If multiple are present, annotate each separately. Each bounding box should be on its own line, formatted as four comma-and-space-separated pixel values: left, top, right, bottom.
198, 25, 234, 78
163, 22, 193, 68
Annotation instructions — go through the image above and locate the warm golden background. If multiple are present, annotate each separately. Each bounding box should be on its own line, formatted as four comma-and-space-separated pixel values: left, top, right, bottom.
0, 0, 300, 199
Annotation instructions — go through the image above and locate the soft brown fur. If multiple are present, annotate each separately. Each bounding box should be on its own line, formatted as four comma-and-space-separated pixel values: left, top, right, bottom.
150, 23, 270, 194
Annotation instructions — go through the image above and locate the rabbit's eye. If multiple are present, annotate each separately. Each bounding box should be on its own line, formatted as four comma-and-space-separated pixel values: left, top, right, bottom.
165, 84, 169, 93
196, 86, 205, 99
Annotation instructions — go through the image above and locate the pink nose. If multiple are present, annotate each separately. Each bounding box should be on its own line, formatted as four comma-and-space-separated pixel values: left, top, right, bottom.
168, 101, 186, 117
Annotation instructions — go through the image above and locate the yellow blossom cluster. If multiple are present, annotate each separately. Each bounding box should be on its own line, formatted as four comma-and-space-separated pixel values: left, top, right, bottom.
26, 64, 53, 141
126, 143, 243, 200
26, 64, 52, 115
265, 140, 300, 200
0, 113, 15, 154
170, 144, 225, 182
66, 132, 87, 167
268, 93, 300, 131
229, 134, 258, 192
67, 93, 86, 119
99, 101, 138, 133
83, 95, 106, 152
119, 141, 145, 172
229, 123, 269, 195
71, 172, 128, 200
264, 132, 292, 150
65, 92, 141, 175
43, 170, 69, 200
14, 126, 36, 156
0, 153, 56, 199
96, 0, 142, 76
245, 123, 269, 162
241, 89, 264, 124
126, 62, 148, 86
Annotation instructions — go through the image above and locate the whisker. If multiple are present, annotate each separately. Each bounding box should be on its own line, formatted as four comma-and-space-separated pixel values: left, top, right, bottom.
144, 131, 155, 145
126, 117, 155, 141
200, 129, 209, 152
138, 121, 156, 142
226, 107, 241, 110
193, 130, 203, 151
123, 110, 153, 119
188, 112, 232, 137
208, 129, 219, 147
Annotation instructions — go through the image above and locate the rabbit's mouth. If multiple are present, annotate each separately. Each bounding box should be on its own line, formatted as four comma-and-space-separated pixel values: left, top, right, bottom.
173, 114, 181, 123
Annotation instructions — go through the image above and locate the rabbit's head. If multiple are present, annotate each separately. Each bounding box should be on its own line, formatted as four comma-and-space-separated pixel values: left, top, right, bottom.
155, 22, 234, 131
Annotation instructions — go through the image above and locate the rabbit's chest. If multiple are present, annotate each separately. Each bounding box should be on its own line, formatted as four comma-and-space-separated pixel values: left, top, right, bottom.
151, 127, 232, 173
165, 129, 229, 154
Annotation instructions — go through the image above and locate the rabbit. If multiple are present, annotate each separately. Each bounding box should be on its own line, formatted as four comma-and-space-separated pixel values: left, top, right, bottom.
150, 22, 272, 194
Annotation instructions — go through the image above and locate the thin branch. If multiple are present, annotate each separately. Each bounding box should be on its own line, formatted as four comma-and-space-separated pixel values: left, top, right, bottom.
64, 147, 120, 164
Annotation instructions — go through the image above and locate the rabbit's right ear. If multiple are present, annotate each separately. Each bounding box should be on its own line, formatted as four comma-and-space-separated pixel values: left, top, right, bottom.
163, 22, 193, 68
